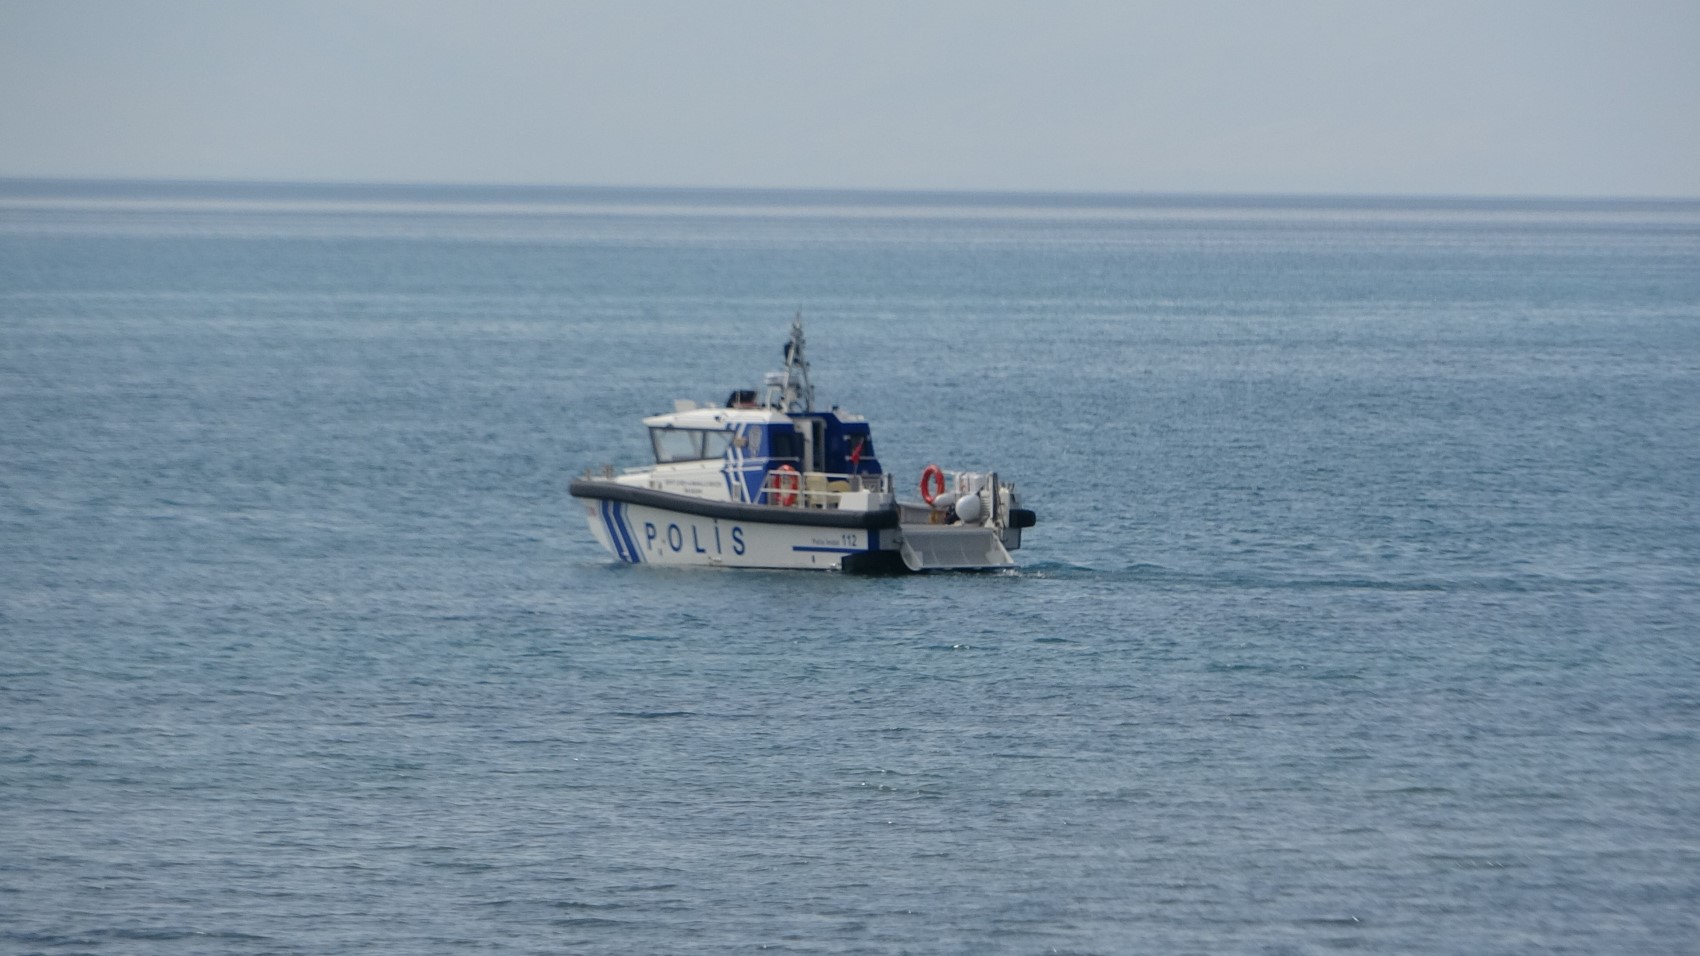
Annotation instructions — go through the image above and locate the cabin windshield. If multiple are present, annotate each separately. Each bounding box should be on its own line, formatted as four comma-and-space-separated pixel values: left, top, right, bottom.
650, 427, 732, 464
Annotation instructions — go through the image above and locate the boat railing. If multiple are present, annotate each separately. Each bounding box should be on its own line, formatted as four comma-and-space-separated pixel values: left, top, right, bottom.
754, 470, 892, 509
580, 464, 650, 480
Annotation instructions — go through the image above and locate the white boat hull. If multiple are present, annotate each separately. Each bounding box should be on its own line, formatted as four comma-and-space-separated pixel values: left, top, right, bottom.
573, 480, 1030, 572
580, 497, 896, 571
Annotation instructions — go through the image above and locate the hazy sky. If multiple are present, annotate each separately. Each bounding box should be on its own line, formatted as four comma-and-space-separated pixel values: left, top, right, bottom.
2, 0, 1697, 197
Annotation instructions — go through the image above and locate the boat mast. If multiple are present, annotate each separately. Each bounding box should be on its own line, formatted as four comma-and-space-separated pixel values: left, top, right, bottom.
774, 313, 814, 413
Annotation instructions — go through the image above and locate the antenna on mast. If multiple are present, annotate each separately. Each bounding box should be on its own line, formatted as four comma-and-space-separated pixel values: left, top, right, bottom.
780, 312, 813, 412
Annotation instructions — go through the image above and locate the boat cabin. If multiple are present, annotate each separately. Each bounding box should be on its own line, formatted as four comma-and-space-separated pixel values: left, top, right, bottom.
640, 401, 884, 507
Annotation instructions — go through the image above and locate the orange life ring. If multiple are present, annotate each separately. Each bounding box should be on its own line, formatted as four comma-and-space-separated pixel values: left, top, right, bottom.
772, 464, 800, 506
919, 464, 946, 505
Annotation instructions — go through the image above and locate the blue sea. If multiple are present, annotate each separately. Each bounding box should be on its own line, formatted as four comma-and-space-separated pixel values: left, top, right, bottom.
3, 180, 1698, 954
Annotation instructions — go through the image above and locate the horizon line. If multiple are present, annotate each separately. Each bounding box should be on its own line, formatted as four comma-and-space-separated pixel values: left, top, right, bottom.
2, 174, 1696, 207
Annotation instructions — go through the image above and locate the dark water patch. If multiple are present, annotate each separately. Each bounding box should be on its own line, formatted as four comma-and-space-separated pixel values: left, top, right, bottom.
549, 917, 626, 928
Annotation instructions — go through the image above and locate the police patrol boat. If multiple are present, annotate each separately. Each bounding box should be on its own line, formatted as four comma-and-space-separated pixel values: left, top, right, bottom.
569, 318, 1036, 572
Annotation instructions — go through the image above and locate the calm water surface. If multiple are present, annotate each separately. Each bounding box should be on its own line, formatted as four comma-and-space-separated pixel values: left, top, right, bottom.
3, 181, 1699, 953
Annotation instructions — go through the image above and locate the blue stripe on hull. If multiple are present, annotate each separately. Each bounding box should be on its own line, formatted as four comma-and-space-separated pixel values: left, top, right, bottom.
612, 502, 641, 563
600, 500, 643, 563
598, 500, 624, 561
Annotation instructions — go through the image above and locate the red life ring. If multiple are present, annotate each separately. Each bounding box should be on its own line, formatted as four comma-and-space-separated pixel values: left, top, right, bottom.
919, 464, 946, 505
772, 464, 800, 506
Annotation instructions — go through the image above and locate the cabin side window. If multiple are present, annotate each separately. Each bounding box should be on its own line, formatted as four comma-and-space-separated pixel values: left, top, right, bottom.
701, 430, 732, 459
650, 427, 733, 464
768, 428, 802, 462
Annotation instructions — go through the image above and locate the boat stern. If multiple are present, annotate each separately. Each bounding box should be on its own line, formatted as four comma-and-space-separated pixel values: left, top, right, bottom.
888, 469, 1037, 572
